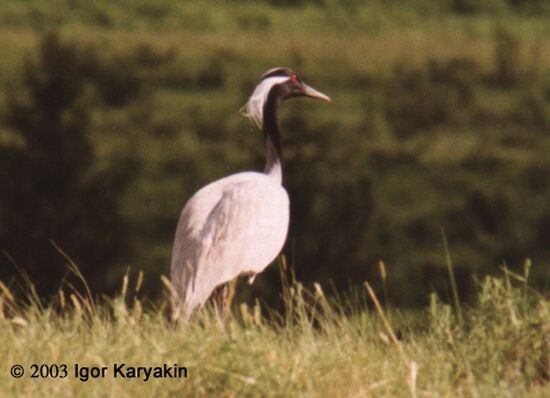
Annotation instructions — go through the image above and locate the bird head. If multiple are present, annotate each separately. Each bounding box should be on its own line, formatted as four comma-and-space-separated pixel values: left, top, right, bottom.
241, 67, 331, 129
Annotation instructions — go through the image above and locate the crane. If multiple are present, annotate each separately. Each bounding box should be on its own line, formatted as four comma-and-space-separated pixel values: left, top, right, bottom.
170, 67, 330, 321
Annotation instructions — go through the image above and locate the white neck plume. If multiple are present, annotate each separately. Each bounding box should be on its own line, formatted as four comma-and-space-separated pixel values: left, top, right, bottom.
240, 76, 289, 129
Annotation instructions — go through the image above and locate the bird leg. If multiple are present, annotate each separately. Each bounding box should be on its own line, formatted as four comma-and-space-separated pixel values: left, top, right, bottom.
211, 283, 229, 321
210, 277, 240, 322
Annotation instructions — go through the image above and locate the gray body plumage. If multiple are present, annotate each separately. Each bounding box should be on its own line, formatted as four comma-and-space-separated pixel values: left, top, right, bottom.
170, 171, 288, 320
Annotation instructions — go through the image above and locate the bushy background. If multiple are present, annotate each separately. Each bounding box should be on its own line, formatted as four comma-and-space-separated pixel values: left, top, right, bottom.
0, 0, 548, 306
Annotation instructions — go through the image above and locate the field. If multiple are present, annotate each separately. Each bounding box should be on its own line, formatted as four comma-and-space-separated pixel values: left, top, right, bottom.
1, 264, 548, 397
0, 1, 549, 396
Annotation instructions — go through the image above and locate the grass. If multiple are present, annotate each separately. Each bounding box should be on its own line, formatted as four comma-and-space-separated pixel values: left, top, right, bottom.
0, 262, 547, 397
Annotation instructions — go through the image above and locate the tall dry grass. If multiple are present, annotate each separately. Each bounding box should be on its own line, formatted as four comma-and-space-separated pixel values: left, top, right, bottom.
0, 256, 547, 397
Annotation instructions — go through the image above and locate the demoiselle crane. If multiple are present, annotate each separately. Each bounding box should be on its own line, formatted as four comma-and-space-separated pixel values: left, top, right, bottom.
170, 67, 330, 321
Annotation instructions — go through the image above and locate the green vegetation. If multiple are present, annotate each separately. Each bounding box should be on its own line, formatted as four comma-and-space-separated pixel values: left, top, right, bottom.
1, 3, 547, 396
0, 1, 549, 306
0, 266, 548, 396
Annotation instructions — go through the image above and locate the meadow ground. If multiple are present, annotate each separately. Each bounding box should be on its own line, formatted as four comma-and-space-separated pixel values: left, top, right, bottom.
0, 263, 548, 397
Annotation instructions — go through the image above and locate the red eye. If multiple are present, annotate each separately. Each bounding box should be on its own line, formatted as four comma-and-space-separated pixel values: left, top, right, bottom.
291, 73, 298, 82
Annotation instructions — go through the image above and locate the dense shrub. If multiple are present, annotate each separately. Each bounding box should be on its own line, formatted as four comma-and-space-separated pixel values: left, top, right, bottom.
0, 33, 134, 296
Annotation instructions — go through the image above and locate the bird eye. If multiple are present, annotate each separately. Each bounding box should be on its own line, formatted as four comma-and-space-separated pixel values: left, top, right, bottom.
290, 73, 299, 82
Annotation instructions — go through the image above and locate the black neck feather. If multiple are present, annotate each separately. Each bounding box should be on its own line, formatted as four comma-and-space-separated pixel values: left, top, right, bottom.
262, 91, 283, 178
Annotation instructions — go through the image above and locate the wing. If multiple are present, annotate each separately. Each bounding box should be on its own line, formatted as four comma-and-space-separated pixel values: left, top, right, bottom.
170, 173, 289, 320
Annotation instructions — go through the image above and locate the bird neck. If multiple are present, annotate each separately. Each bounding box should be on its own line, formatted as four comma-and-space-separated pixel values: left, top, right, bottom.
262, 93, 283, 183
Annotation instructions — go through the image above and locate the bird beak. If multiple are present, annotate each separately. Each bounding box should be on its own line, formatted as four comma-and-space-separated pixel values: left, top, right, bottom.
302, 83, 331, 102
